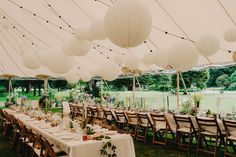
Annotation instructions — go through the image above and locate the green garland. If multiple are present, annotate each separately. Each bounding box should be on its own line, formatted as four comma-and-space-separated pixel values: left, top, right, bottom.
100, 136, 117, 157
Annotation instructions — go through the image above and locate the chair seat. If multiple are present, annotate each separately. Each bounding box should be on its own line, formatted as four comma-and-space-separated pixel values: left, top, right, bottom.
140, 124, 151, 128
177, 127, 192, 133
228, 135, 236, 141
128, 122, 138, 125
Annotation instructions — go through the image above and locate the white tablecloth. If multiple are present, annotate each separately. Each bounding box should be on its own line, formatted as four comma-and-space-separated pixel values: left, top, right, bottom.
5, 109, 135, 157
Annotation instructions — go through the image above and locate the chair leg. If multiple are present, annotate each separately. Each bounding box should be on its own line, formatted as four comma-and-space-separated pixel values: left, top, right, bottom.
197, 134, 201, 154
215, 136, 219, 157
224, 138, 228, 157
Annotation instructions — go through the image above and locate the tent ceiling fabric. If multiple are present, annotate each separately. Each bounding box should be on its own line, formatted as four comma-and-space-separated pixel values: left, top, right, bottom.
0, 0, 236, 77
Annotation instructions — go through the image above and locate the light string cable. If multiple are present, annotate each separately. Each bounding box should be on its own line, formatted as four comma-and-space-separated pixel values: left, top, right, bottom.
153, 0, 212, 64
0, 30, 28, 76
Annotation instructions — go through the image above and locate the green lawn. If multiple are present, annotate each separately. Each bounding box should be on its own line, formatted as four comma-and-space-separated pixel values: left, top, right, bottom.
108, 90, 236, 113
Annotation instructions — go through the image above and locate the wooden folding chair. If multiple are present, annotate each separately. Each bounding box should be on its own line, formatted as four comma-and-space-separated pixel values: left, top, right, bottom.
223, 119, 236, 157
136, 113, 152, 143
174, 115, 197, 154
115, 110, 128, 130
151, 113, 171, 146
196, 117, 225, 157
126, 112, 138, 138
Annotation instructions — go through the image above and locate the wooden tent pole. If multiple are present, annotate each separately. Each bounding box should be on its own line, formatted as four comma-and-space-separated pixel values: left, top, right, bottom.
8, 77, 11, 103
132, 76, 136, 108
176, 71, 180, 108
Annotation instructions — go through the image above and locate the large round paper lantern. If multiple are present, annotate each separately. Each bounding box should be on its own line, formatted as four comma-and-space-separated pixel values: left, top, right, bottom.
113, 54, 124, 65
196, 34, 220, 56
22, 49, 41, 69
90, 20, 107, 40
233, 51, 236, 62
79, 70, 92, 82
224, 27, 236, 42
142, 52, 154, 65
75, 28, 94, 41
65, 70, 80, 84
168, 41, 199, 72
45, 50, 74, 74
68, 37, 90, 56
125, 55, 140, 70
153, 49, 169, 68
104, 0, 152, 48
63, 42, 74, 56
38, 49, 52, 67
99, 61, 120, 81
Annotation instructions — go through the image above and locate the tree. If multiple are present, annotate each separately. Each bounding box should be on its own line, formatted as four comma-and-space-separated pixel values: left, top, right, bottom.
171, 70, 209, 90
230, 71, 236, 83
207, 66, 236, 87
216, 74, 230, 88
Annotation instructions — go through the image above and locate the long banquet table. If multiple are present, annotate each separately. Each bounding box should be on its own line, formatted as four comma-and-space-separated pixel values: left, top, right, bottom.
4, 109, 136, 157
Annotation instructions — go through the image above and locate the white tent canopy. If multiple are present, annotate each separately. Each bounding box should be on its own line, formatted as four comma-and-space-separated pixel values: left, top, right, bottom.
0, 0, 236, 78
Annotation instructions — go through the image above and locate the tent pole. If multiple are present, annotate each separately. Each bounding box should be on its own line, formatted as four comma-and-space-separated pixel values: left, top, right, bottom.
132, 76, 136, 108
8, 77, 11, 103
176, 71, 180, 108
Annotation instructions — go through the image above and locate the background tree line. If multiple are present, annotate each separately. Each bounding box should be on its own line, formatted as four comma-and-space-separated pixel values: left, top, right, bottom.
1, 66, 236, 95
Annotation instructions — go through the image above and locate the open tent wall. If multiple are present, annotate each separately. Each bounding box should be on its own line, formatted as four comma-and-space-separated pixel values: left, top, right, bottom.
0, 0, 235, 77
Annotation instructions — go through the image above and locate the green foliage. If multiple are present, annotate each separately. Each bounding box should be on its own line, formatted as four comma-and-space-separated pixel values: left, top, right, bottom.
216, 74, 230, 88
171, 70, 209, 90
230, 71, 236, 83
207, 66, 236, 87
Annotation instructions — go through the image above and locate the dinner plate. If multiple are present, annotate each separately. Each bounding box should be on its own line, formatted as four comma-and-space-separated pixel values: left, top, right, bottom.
60, 135, 76, 140
104, 131, 118, 135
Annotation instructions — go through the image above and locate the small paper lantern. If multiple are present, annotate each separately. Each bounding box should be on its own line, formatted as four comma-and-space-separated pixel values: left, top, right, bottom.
142, 52, 154, 65
125, 55, 140, 70
68, 37, 90, 56
104, 0, 152, 48
63, 42, 74, 56
224, 27, 236, 42
22, 49, 41, 69
99, 61, 120, 81
196, 34, 220, 56
38, 49, 51, 67
75, 28, 94, 41
168, 41, 199, 72
45, 50, 74, 74
153, 49, 168, 68
90, 20, 107, 40
78, 70, 92, 82
113, 54, 124, 65
65, 70, 80, 84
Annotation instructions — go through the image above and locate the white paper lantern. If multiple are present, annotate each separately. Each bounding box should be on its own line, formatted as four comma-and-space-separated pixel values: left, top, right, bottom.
142, 52, 154, 65
168, 41, 199, 72
233, 52, 236, 62
125, 55, 140, 70
79, 70, 92, 82
153, 49, 169, 68
196, 34, 220, 56
104, 0, 152, 48
99, 61, 120, 81
63, 42, 74, 56
68, 37, 90, 56
75, 28, 94, 41
45, 50, 74, 74
90, 20, 107, 40
38, 49, 52, 67
21, 49, 41, 69
65, 70, 80, 84
113, 54, 125, 65
224, 27, 236, 42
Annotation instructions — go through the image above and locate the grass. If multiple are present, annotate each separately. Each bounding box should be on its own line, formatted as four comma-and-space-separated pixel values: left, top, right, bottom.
108, 90, 236, 113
